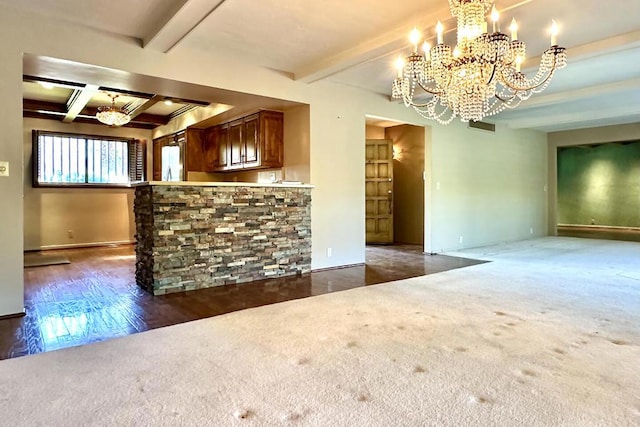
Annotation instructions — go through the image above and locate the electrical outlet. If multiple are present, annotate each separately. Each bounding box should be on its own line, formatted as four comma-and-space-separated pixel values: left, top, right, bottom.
459, 236, 463, 244
327, 247, 332, 257
530, 227, 534, 235
68, 230, 74, 239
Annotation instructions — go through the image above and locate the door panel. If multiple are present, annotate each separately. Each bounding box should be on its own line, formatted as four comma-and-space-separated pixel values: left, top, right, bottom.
365, 139, 394, 244
229, 119, 243, 168
218, 124, 229, 168
243, 113, 259, 166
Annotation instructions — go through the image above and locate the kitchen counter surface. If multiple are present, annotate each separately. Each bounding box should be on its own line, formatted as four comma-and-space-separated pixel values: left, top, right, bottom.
132, 181, 313, 188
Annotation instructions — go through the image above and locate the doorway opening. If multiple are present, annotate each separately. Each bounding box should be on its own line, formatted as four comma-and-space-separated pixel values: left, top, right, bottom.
365, 117, 426, 248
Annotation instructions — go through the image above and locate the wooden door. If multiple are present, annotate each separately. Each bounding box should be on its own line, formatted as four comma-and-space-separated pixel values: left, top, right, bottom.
243, 113, 260, 167
229, 119, 244, 168
365, 139, 393, 244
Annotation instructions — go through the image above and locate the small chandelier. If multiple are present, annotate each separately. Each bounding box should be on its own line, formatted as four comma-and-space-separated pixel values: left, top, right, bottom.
96, 94, 131, 127
392, 0, 567, 124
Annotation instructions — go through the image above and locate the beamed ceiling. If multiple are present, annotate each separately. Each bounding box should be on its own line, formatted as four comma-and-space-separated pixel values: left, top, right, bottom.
23, 76, 211, 130
6, 0, 640, 132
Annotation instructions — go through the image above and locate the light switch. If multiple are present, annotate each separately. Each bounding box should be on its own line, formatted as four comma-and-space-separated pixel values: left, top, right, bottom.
0, 161, 8, 177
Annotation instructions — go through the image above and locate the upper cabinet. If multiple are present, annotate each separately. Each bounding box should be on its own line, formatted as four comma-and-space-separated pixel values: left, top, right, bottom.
152, 128, 206, 181
184, 128, 205, 173
227, 118, 244, 169
153, 110, 284, 180
204, 123, 228, 171
205, 110, 283, 172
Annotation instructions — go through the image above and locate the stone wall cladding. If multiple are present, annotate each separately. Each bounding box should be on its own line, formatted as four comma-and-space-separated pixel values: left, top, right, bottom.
134, 185, 312, 295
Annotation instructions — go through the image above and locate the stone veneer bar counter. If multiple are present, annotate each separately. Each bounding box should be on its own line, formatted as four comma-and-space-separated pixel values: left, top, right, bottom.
134, 181, 312, 295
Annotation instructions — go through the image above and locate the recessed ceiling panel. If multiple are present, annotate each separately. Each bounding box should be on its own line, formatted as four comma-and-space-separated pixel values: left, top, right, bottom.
145, 102, 190, 116
22, 81, 73, 103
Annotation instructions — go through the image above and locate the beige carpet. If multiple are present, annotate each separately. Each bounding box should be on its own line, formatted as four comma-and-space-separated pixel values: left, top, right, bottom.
2, 237, 639, 426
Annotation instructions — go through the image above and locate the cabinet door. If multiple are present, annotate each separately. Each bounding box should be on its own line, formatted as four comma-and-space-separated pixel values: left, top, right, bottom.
185, 129, 204, 172
204, 125, 229, 172
152, 137, 166, 181
203, 128, 216, 172
260, 111, 284, 168
243, 113, 260, 167
217, 124, 229, 169
229, 119, 244, 168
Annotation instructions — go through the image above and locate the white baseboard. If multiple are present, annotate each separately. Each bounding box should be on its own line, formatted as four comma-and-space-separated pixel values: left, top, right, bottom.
557, 224, 640, 231
30, 240, 135, 251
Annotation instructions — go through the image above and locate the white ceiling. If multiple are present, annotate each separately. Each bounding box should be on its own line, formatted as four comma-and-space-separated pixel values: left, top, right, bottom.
4, 0, 640, 132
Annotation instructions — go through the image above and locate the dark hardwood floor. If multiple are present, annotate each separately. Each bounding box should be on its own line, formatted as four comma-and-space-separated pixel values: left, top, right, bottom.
0, 244, 484, 360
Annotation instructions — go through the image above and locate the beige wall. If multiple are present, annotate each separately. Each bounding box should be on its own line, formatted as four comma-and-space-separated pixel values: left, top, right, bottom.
0, 46, 23, 315
547, 123, 640, 234
0, 5, 550, 315
428, 121, 548, 252
385, 125, 425, 245
366, 125, 385, 139
283, 105, 311, 183
23, 118, 153, 250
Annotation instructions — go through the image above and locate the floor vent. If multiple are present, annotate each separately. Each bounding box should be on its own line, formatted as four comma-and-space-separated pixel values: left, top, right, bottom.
468, 121, 495, 132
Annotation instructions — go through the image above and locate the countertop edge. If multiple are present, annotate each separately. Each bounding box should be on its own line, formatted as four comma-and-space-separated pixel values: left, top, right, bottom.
131, 181, 314, 189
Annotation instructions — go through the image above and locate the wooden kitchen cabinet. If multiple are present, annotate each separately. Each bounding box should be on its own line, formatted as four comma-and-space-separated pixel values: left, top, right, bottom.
184, 128, 205, 173
204, 124, 228, 171
152, 135, 167, 181
259, 110, 284, 168
243, 113, 260, 168
152, 128, 206, 180
228, 118, 244, 169
203, 110, 283, 172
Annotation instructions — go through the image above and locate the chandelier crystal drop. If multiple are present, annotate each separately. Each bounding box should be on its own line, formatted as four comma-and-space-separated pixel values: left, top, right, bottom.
96, 94, 131, 127
391, 0, 567, 124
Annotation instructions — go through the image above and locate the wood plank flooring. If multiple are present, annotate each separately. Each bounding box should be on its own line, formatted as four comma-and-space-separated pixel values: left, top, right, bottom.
0, 244, 484, 360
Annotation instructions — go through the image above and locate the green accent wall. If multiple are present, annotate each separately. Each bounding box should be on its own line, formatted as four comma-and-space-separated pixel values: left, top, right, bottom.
557, 141, 640, 227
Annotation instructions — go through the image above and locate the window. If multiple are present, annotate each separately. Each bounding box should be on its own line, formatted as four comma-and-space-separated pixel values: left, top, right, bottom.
32, 131, 145, 187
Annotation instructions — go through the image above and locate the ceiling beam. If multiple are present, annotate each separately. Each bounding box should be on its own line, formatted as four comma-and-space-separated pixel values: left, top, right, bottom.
23, 75, 84, 90
22, 111, 158, 130
127, 95, 163, 119
24, 99, 170, 126
566, 29, 640, 63
23, 99, 67, 113
62, 85, 99, 123
522, 29, 640, 73
294, 0, 535, 83
515, 77, 640, 110
168, 104, 199, 120
143, 0, 228, 53
503, 105, 640, 130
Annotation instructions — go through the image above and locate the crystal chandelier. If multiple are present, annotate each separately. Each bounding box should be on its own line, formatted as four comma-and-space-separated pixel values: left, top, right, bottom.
392, 0, 567, 124
96, 94, 131, 127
